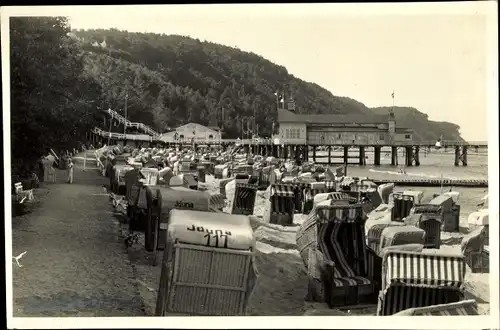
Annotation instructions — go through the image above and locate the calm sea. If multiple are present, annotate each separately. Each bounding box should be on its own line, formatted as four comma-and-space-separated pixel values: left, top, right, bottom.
312, 148, 489, 226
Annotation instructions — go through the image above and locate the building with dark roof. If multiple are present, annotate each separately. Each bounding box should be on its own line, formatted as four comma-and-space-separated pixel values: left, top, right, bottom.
276, 97, 413, 145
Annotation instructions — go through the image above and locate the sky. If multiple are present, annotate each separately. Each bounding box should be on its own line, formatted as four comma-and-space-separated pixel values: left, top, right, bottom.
4, 3, 498, 141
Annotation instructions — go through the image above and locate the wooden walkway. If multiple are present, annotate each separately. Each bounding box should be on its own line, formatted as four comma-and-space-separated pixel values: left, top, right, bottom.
371, 178, 488, 188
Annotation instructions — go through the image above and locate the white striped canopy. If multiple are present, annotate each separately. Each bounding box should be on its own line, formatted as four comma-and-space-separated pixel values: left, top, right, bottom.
384, 251, 465, 289
270, 184, 295, 197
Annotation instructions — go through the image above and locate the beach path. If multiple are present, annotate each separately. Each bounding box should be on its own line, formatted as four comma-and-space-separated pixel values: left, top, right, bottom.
11, 164, 145, 317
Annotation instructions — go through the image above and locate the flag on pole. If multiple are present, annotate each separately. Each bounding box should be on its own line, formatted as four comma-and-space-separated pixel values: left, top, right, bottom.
391, 91, 395, 99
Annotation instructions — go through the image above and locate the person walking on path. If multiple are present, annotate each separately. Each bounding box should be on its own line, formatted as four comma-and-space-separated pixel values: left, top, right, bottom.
66, 158, 74, 184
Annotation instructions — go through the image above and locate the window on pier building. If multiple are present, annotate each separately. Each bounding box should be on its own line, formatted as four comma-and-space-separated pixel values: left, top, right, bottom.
380, 134, 385, 141
405, 134, 411, 139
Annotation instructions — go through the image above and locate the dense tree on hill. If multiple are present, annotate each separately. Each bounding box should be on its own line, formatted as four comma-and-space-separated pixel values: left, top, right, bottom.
72, 28, 464, 141
10, 17, 104, 176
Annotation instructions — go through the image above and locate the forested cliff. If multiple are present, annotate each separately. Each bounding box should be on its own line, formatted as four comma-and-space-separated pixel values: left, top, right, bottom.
72, 28, 463, 141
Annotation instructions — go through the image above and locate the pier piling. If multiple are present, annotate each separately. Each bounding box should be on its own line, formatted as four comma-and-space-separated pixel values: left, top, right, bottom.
391, 146, 398, 166
374, 146, 381, 166
328, 146, 332, 165
312, 146, 317, 163
359, 146, 366, 166
343, 146, 349, 165
454, 146, 468, 166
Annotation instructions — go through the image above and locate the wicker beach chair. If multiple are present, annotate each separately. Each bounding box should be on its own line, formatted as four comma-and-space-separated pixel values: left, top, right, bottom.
140, 167, 160, 186
291, 182, 310, 213
209, 193, 226, 212
214, 164, 229, 179
182, 173, 198, 190
146, 187, 210, 266
267, 184, 296, 226
377, 183, 394, 205
406, 205, 443, 249
429, 194, 461, 232
377, 250, 467, 315
233, 164, 253, 176
155, 209, 257, 316
303, 182, 329, 214
219, 178, 234, 198
257, 165, 274, 190
112, 165, 133, 195
467, 209, 489, 246
379, 225, 426, 252
296, 203, 381, 308
365, 221, 406, 255
393, 299, 479, 315
391, 192, 418, 222
461, 226, 489, 273
231, 183, 258, 216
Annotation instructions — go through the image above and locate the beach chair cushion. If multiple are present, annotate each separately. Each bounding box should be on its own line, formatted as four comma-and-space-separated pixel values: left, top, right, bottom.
168, 209, 255, 251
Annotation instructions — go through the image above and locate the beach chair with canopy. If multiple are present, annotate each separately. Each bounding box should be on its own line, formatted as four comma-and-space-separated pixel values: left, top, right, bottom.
405, 204, 443, 249
303, 182, 330, 214
214, 164, 230, 179
140, 167, 160, 186
182, 173, 198, 190
145, 186, 211, 266
377, 183, 394, 204
291, 182, 310, 213
376, 250, 467, 316
379, 225, 426, 252
155, 209, 257, 316
467, 209, 489, 246
461, 226, 489, 273
256, 165, 275, 190
233, 164, 253, 176
365, 221, 406, 255
393, 299, 479, 315
429, 194, 461, 232
209, 193, 226, 212
219, 178, 234, 198
231, 183, 258, 216
296, 203, 381, 308
390, 190, 423, 222
112, 165, 133, 195
267, 184, 296, 226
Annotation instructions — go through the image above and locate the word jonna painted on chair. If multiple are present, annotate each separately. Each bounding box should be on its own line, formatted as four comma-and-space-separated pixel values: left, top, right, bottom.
186, 224, 232, 236
175, 201, 194, 209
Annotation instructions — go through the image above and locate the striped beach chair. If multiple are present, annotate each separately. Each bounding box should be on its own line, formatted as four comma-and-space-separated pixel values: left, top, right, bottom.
377, 183, 394, 205
296, 203, 381, 308
219, 178, 234, 198
182, 173, 198, 190
214, 164, 229, 179
379, 225, 426, 252
155, 210, 257, 316
406, 204, 443, 249
461, 226, 489, 273
231, 183, 258, 216
430, 194, 461, 233
292, 182, 310, 213
365, 221, 406, 255
209, 193, 226, 212
393, 299, 479, 315
391, 192, 418, 222
377, 250, 467, 315
268, 184, 296, 226
303, 182, 330, 214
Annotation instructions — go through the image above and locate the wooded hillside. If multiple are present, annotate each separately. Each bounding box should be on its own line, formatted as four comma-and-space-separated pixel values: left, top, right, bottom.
73, 28, 463, 141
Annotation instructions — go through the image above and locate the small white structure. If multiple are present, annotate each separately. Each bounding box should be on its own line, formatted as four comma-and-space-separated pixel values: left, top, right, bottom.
159, 123, 222, 143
